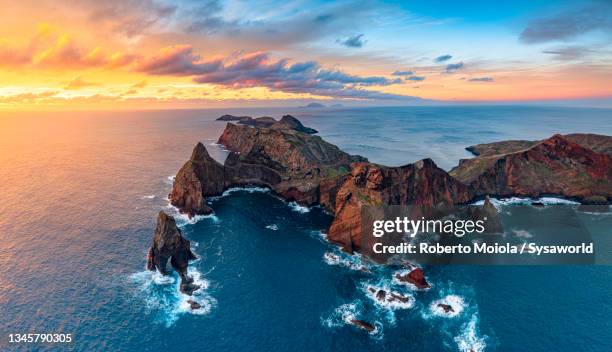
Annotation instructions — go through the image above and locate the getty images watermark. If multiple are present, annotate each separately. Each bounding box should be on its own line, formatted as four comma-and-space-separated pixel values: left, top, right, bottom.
360, 204, 610, 265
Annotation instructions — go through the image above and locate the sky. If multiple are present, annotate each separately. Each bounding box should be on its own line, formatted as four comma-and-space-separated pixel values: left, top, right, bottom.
0, 0, 611, 110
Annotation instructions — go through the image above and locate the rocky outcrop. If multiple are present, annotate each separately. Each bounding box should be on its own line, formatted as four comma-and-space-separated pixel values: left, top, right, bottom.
272, 115, 318, 134
327, 160, 471, 252
169, 142, 225, 217
216, 114, 318, 134
463, 133, 612, 157
437, 303, 454, 313
395, 268, 430, 289
451, 134, 612, 203
349, 319, 376, 333
147, 212, 199, 295
169, 121, 365, 216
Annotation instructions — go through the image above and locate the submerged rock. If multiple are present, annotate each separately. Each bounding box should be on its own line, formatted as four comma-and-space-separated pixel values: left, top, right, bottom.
187, 299, 201, 310
147, 211, 199, 295
349, 319, 376, 333
578, 195, 610, 213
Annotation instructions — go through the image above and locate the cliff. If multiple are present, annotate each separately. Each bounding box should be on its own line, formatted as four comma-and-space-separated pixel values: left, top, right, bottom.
170, 115, 611, 257
147, 211, 199, 295
450, 134, 612, 202
327, 160, 471, 252
171, 119, 364, 216
464, 133, 612, 157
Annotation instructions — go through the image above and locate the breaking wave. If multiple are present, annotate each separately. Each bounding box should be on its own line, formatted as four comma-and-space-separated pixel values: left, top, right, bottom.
454, 314, 487, 352
429, 295, 466, 318
130, 267, 216, 327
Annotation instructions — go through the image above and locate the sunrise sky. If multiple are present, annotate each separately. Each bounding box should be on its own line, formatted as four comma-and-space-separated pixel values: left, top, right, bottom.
0, 0, 611, 110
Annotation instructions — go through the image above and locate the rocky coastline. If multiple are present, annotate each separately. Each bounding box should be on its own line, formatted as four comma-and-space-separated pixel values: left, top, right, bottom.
147, 114, 611, 292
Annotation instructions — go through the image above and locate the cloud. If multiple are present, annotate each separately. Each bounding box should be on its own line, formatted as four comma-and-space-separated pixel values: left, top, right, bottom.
445, 62, 464, 72
434, 54, 452, 63
468, 77, 494, 82
542, 46, 596, 61
0, 30, 136, 69
337, 34, 366, 48
64, 76, 100, 89
178, 51, 409, 100
406, 76, 426, 81
519, 2, 612, 44
131, 80, 148, 88
81, 0, 177, 37
392, 70, 414, 76
135, 45, 221, 75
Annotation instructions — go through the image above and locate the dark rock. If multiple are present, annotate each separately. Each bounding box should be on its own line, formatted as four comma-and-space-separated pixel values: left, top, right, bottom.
349, 319, 376, 333
272, 115, 318, 134
187, 299, 201, 310
216, 114, 252, 122
437, 303, 455, 313
147, 212, 198, 294
531, 201, 545, 208
578, 195, 610, 213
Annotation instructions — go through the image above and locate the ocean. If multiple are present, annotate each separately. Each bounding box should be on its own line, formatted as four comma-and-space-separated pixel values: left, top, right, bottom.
0, 106, 611, 351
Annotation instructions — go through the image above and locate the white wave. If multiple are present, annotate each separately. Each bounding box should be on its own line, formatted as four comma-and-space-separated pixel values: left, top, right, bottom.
222, 186, 270, 197
288, 201, 311, 213
142, 195, 156, 199
265, 224, 278, 230
429, 295, 465, 318
164, 198, 219, 226
322, 302, 359, 329
455, 314, 487, 352
363, 285, 415, 310
322, 301, 381, 336
512, 229, 533, 238
130, 266, 216, 326
323, 251, 368, 271
165, 175, 176, 185
472, 196, 578, 208
206, 186, 271, 201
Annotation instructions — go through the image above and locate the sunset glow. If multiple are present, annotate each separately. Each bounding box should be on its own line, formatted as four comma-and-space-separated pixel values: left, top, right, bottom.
1, 0, 611, 110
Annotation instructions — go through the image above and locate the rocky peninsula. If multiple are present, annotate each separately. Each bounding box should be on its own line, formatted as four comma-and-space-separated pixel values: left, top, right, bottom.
149, 115, 611, 281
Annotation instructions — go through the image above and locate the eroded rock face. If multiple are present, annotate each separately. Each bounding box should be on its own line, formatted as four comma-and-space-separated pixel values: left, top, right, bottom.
218, 122, 365, 209
147, 211, 199, 294
327, 160, 471, 253
169, 142, 225, 217
450, 134, 612, 202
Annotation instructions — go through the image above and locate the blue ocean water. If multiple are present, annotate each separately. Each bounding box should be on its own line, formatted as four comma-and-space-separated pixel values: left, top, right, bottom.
0, 106, 611, 351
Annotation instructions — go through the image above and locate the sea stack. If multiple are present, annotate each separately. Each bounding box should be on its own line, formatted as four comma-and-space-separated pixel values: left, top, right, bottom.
147, 211, 200, 295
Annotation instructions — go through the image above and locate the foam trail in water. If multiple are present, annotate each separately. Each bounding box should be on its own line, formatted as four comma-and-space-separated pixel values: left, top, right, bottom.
472, 196, 578, 208
265, 224, 278, 230
287, 201, 311, 213
130, 267, 216, 326
454, 314, 487, 352
323, 251, 369, 272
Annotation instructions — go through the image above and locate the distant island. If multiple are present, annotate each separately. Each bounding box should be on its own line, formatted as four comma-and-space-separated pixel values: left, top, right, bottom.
300, 102, 326, 108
